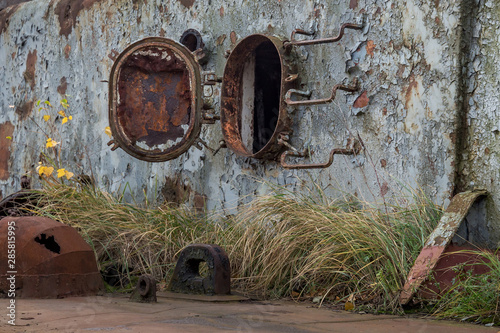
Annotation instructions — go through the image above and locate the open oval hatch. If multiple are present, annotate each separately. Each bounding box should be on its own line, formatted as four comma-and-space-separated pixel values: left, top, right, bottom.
221, 34, 296, 160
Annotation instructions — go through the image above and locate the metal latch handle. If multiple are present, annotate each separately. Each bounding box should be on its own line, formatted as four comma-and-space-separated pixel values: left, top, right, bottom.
284, 23, 364, 48
280, 145, 360, 169
285, 78, 359, 106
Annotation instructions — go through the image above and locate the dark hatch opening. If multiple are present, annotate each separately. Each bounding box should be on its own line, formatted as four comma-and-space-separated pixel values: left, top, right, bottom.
252, 41, 281, 153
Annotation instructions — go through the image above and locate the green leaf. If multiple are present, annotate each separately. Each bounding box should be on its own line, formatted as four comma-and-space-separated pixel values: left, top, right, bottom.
36, 100, 41, 106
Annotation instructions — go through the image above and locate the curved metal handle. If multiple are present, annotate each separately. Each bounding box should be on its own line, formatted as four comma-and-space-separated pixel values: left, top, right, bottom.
280, 145, 360, 169
284, 23, 364, 48
285, 78, 359, 106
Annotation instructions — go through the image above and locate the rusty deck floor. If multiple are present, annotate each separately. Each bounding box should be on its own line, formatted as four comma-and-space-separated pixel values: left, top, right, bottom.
1, 294, 496, 332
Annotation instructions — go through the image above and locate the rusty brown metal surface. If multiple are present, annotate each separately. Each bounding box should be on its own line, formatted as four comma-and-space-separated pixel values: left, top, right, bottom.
399, 189, 488, 305
221, 34, 296, 160
108, 37, 203, 162
283, 23, 364, 48
0, 216, 104, 298
168, 244, 231, 295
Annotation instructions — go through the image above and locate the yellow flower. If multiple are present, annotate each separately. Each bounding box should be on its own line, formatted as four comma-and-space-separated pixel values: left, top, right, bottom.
43, 115, 50, 122
46, 138, 59, 148
105, 126, 112, 138
57, 168, 74, 180
37, 165, 54, 177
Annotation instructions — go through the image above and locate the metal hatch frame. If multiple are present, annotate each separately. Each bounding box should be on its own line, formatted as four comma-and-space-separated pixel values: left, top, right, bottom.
220, 34, 297, 160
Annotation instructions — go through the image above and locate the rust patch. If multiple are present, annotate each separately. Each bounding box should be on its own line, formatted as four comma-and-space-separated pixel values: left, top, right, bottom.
117, 47, 191, 147
353, 91, 369, 108
404, 75, 418, 110
179, 0, 195, 8
57, 77, 67, 95
55, 0, 103, 37
380, 182, 389, 196
0, 4, 20, 35
380, 159, 387, 168
230, 31, 237, 45
15, 100, 34, 121
349, 0, 358, 9
366, 40, 375, 56
64, 44, 71, 58
161, 177, 205, 211
24, 50, 37, 89
396, 64, 406, 78
0, 122, 14, 181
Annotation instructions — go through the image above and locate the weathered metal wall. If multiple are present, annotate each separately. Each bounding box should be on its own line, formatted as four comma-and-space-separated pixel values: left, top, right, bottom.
1, 0, 496, 243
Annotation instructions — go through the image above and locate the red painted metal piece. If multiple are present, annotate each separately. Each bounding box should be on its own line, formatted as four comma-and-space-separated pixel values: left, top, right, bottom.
0, 216, 104, 298
399, 189, 488, 305
416, 244, 492, 300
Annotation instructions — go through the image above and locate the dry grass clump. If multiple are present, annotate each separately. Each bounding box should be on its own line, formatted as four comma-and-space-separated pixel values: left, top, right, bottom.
28, 182, 441, 311
29, 183, 219, 281
223, 187, 441, 310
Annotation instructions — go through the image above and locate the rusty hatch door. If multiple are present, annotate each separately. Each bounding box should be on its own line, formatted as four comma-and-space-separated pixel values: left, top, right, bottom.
108, 37, 203, 162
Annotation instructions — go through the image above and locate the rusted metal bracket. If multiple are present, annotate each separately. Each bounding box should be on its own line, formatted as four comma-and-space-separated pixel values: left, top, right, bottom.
168, 244, 231, 295
202, 72, 222, 98
213, 140, 227, 156
202, 112, 220, 124
283, 22, 364, 48
107, 139, 120, 151
279, 137, 361, 169
129, 274, 157, 303
285, 78, 359, 106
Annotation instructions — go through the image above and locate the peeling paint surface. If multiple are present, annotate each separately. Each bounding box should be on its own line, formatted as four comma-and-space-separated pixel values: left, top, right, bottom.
0, 0, 482, 220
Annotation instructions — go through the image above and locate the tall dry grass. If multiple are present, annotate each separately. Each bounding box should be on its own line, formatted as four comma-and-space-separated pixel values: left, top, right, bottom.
28, 181, 441, 312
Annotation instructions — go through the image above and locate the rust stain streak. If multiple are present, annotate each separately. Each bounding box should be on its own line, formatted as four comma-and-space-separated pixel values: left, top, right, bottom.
24, 50, 37, 89
15, 100, 34, 121
55, 0, 103, 37
57, 76, 67, 95
179, 0, 195, 8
